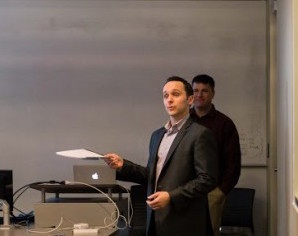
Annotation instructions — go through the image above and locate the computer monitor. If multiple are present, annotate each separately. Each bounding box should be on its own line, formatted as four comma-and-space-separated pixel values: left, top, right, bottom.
0, 170, 13, 213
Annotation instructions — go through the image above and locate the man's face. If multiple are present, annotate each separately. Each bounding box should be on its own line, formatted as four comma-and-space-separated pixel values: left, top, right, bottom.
192, 82, 214, 109
163, 81, 193, 121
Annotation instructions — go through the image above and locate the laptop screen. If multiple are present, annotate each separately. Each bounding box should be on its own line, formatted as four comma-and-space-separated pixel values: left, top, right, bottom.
73, 165, 116, 185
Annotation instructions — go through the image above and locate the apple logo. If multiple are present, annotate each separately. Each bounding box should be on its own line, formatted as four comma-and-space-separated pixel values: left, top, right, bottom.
92, 172, 99, 180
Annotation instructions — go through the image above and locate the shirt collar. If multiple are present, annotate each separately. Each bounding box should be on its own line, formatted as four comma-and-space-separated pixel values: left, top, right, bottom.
190, 104, 216, 118
164, 114, 189, 134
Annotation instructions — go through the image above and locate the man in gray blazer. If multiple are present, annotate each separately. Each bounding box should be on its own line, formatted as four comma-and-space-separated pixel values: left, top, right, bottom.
104, 76, 218, 236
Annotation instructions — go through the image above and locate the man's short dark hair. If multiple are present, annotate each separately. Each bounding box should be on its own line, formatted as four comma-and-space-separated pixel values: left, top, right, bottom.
165, 76, 193, 97
192, 74, 215, 90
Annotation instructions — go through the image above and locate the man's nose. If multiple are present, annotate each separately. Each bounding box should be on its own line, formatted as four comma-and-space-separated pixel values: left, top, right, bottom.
167, 96, 173, 103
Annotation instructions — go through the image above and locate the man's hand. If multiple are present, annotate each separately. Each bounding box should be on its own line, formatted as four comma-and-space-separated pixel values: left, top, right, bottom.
103, 153, 124, 170
146, 191, 170, 210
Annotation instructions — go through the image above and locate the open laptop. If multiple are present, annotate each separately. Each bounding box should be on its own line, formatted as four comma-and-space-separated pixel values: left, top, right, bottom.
73, 164, 116, 185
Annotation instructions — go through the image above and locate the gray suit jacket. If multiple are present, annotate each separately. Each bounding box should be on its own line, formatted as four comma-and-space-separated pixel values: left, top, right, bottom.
117, 118, 218, 236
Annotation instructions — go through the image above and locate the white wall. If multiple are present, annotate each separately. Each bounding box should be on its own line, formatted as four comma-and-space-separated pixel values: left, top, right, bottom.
277, 0, 298, 235
294, 0, 298, 232
0, 1, 269, 234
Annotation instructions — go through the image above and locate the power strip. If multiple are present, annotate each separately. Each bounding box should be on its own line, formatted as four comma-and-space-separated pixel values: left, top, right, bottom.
73, 228, 98, 236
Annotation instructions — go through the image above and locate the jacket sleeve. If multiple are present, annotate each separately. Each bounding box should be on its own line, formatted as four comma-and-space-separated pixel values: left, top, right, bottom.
116, 159, 149, 186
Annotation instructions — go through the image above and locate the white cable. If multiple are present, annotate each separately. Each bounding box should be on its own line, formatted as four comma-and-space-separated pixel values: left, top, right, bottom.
27, 217, 74, 234
27, 217, 65, 234
118, 185, 133, 227
65, 180, 129, 231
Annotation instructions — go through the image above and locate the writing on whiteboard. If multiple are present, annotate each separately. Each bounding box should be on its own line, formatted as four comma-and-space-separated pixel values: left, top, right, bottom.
239, 130, 265, 164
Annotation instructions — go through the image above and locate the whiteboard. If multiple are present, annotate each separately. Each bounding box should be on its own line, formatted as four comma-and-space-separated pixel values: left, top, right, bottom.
0, 0, 266, 210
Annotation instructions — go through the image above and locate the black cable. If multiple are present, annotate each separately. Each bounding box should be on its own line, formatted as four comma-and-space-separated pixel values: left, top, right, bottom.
12, 180, 62, 219
13, 206, 27, 216
13, 180, 60, 198
13, 186, 30, 205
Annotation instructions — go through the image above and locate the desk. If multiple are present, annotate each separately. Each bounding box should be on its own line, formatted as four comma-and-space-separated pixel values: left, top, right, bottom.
0, 227, 125, 236
30, 184, 128, 203
0, 227, 72, 236
27, 184, 130, 236
0, 228, 27, 236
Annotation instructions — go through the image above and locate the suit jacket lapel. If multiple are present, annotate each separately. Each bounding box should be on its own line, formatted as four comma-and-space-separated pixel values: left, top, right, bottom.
148, 128, 166, 191
151, 129, 166, 163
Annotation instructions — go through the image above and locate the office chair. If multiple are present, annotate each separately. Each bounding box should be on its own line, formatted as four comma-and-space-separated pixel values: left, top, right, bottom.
220, 187, 255, 236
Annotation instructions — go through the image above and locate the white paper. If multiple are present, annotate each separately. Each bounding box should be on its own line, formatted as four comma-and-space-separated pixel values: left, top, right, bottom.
56, 149, 104, 159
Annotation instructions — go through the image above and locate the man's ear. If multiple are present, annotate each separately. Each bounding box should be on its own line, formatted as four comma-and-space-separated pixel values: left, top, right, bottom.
188, 95, 194, 106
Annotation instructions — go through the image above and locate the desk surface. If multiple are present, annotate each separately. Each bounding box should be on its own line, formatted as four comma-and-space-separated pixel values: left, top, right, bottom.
0, 228, 27, 236
30, 183, 128, 194
0, 227, 123, 236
